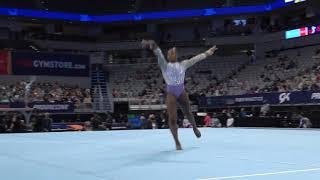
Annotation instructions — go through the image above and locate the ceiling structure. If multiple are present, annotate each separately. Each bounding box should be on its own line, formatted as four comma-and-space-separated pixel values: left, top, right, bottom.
0, 0, 276, 15
0, 0, 300, 23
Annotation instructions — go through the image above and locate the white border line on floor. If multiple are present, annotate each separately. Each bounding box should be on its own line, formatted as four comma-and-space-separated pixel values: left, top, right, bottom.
198, 168, 320, 180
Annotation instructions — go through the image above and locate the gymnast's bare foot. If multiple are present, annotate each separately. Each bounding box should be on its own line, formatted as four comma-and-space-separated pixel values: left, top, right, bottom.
193, 127, 201, 138
176, 142, 183, 151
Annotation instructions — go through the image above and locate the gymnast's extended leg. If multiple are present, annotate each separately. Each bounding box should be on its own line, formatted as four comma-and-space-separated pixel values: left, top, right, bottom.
178, 91, 201, 138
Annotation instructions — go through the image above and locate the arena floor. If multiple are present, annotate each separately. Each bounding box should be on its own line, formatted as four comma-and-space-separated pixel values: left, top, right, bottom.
1, 128, 320, 180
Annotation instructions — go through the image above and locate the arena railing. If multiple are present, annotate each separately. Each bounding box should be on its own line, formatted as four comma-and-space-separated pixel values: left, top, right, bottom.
127, 96, 166, 111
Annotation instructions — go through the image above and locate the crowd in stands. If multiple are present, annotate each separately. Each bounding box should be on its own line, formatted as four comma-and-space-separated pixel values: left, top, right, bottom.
0, 81, 92, 108
111, 64, 165, 103
226, 47, 320, 95
110, 52, 250, 101
110, 45, 320, 104
261, 60, 320, 93
197, 46, 320, 96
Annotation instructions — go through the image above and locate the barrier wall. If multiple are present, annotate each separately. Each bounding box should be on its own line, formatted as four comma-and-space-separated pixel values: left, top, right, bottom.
0, 102, 75, 113
204, 91, 320, 108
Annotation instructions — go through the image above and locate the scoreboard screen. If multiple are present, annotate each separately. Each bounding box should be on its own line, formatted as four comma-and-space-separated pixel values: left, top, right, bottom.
285, 25, 320, 39
285, 0, 306, 3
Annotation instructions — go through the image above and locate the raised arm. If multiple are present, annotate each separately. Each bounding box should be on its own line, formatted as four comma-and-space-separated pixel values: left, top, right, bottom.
142, 39, 167, 70
181, 45, 218, 69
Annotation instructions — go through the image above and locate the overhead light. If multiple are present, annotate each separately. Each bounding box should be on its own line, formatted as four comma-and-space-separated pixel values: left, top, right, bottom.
29, 45, 39, 52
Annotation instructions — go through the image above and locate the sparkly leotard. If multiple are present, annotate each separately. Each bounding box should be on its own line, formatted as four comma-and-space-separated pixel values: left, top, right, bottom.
153, 48, 208, 98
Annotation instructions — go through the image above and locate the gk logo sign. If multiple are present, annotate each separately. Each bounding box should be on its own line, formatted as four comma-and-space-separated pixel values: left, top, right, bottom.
311, 93, 320, 100
279, 93, 291, 104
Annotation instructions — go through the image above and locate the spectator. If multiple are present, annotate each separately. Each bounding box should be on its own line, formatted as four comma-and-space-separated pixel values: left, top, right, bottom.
32, 114, 42, 132
43, 113, 52, 132
204, 113, 212, 127
260, 103, 270, 116
219, 109, 228, 127
149, 114, 157, 129
0, 113, 8, 133
239, 108, 248, 118
0, 81, 92, 107
91, 113, 104, 130
183, 116, 192, 128
226, 112, 235, 128
6, 113, 26, 133
298, 114, 312, 128
140, 113, 148, 129
160, 110, 167, 129
211, 113, 221, 128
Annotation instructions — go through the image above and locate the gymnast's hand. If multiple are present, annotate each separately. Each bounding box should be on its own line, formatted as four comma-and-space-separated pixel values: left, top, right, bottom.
205, 45, 218, 56
141, 39, 158, 50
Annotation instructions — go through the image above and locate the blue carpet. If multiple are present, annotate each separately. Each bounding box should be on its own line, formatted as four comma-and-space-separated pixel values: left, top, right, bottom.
0, 128, 320, 180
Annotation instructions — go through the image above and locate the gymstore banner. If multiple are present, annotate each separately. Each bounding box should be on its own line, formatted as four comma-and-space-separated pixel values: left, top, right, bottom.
204, 91, 320, 108
11, 52, 89, 76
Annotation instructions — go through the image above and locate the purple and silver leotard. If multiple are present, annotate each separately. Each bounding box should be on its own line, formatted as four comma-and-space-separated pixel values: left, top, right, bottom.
153, 48, 208, 98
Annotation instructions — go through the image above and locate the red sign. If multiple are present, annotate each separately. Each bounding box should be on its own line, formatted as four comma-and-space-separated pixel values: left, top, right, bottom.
0, 50, 10, 75
300, 27, 308, 36
317, 25, 320, 33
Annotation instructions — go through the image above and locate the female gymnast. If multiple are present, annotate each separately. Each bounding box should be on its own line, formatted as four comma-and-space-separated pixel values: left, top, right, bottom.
142, 39, 218, 150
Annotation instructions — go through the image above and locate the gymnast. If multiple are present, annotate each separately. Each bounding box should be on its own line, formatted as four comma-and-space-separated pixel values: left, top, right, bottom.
142, 39, 218, 150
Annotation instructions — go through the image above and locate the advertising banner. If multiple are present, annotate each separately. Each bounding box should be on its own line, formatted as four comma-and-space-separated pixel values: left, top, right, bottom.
205, 91, 320, 108
31, 102, 75, 112
9, 102, 75, 113
12, 52, 89, 76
